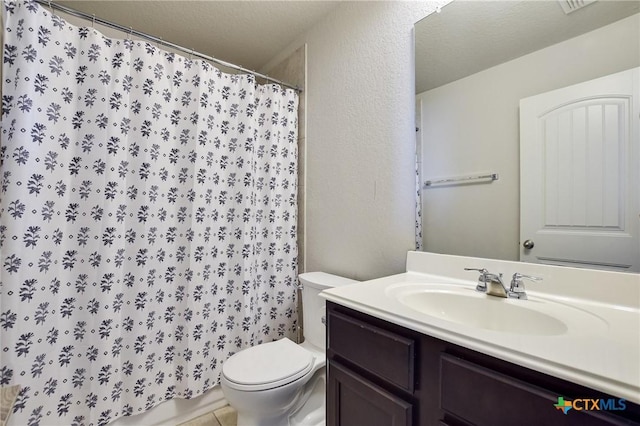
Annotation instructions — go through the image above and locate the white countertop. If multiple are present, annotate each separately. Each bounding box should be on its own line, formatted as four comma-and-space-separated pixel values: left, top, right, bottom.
321, 251, 640, 404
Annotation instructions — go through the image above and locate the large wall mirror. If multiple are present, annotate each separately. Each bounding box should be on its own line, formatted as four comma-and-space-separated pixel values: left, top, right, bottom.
415, 0, 640, 272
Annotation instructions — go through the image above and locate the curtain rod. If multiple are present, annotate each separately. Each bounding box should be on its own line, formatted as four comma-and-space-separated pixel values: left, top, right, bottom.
33, 0, 302, 93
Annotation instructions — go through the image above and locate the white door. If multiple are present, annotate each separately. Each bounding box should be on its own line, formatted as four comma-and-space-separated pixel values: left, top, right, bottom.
520, 68, 639, 272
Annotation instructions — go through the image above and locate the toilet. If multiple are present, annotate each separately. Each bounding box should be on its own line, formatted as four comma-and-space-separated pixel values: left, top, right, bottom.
220, 272, 357, 426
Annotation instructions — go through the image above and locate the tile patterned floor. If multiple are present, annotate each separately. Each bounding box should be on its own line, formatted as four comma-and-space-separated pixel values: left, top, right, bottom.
213, 406, 237, 426
178, 405, 237, 426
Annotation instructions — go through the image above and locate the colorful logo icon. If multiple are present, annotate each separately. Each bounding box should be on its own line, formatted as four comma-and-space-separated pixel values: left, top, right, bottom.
554, 396, 626, 414
555, 397, 573, 414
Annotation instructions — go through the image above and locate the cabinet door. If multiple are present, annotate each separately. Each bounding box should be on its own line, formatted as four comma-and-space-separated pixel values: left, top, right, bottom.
328, 361, 413, 426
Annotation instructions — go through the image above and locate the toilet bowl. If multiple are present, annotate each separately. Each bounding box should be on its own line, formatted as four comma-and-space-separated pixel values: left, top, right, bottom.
220, 272, 357, 426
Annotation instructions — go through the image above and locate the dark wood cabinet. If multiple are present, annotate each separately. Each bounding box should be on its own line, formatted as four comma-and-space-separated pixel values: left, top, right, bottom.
328, 361, 413, 426
326, 302, 640, 426
329, 310, 416, 392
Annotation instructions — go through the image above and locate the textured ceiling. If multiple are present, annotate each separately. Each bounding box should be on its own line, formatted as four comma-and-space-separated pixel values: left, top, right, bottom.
56, 1, 340, 72
416, 0, 640, 93
46, 1, 640, 94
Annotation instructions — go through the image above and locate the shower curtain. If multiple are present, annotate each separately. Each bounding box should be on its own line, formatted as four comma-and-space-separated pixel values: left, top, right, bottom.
0, 1, 299, 425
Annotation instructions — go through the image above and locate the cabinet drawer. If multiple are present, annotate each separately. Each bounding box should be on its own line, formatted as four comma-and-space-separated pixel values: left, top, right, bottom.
328, 310, 416, 392
440, 354, 632, 426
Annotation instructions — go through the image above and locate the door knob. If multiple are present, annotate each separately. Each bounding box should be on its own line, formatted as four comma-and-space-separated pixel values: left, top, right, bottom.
523, 239, 534, 250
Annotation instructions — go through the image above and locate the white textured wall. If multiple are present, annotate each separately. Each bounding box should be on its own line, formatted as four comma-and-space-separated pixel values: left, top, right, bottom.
265, 2, 440, 281
417, 14, 640, 262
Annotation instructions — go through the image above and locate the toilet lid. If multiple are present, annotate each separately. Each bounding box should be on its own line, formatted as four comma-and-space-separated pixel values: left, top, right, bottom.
222, 338, 314, 389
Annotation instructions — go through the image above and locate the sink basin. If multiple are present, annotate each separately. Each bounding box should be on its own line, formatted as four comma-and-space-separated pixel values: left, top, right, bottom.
386, 284, 608, 336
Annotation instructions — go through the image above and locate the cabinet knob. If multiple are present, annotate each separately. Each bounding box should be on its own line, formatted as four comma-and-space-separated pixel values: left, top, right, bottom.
523, 239, 534, 250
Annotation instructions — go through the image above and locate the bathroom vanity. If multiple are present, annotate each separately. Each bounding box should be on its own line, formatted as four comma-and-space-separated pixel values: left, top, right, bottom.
322, 252, 640, 426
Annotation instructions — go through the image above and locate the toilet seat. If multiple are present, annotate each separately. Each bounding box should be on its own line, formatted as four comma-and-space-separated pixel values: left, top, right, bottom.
222, 338, 315, 391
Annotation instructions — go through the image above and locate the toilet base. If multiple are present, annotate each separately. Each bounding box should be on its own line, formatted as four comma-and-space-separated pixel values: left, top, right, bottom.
235, 412, 287, 426
235, 412, 324, 426
289, 373, 325, 426
230, 371, 325, 426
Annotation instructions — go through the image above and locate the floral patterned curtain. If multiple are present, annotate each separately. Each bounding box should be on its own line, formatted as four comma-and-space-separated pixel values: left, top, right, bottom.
0, 1, 299, 425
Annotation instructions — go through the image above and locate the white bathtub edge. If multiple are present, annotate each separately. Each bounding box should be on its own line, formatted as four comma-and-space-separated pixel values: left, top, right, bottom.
110, 386, 227, 426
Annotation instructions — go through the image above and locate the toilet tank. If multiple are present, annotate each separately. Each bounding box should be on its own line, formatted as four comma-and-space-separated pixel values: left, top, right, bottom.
299, 272, 358, 350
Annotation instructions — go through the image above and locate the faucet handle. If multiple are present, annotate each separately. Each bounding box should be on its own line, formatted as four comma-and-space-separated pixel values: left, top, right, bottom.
464, 267, 489, 291
464, 267, 488, 273
512, 272, 543, 283
509, 273, 542, 300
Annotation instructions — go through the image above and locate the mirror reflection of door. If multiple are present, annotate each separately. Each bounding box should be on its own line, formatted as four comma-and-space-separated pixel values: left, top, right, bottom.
520, 67, 639, 272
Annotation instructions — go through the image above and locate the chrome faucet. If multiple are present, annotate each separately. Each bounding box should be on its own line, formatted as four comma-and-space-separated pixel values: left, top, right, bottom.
465, 268, 542, 299
464, 268, 509, 298
508, 273, 543, 300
